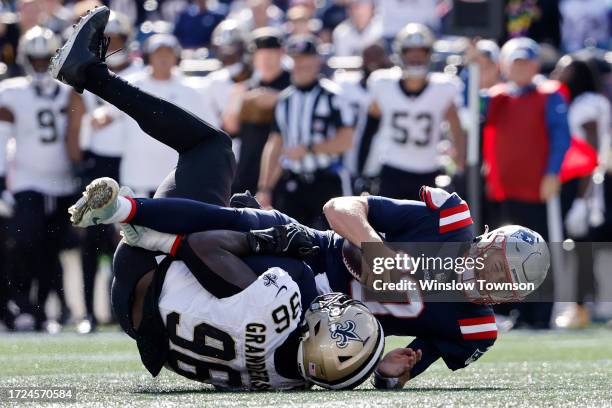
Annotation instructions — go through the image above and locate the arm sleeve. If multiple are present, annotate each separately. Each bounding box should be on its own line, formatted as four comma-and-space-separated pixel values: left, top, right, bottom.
545, 91, 571, 174
406, 336, 494, 379
366, 196, 430, 235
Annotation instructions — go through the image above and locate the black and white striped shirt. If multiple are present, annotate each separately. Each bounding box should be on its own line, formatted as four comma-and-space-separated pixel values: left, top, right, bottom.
272, 78, 353, 174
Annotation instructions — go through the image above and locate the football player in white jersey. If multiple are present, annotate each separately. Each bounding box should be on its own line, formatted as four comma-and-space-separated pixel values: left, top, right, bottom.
334, 42, 390, 195
368, 23, 466, 200
0, 26, 74, 330
143, 260, 384, 391
64, 10, 143, 333
200, 19, 252, 157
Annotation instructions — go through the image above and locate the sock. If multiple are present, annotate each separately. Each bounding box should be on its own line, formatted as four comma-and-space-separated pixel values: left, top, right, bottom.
107, 196, 135, 224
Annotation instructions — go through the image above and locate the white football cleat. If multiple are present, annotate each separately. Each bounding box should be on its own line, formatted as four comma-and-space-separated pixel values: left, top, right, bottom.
69, 177, 120, 227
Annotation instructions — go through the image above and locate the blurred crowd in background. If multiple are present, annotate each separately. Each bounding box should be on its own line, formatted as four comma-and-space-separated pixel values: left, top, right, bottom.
0, 0, 610, 334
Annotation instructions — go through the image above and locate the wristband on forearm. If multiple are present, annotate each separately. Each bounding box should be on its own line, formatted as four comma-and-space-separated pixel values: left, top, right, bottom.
372, 370, 401, 390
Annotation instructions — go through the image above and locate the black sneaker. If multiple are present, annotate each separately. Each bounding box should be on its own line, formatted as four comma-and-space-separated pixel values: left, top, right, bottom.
49, 6, 110, 93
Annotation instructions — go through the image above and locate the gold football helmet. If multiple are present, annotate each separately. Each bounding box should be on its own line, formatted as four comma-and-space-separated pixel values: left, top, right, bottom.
297, 293, 384, 389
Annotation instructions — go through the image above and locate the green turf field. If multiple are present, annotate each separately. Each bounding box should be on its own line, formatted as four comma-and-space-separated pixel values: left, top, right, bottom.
1, 329, 612, 407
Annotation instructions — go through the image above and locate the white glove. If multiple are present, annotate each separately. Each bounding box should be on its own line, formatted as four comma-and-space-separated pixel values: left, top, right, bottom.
565, 198, 589, 238
0, 190, 15, 218
120, 224, 180, 254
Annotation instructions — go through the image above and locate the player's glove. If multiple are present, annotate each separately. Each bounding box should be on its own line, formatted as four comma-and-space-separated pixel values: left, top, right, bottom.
246, 223, 320, 258
230, 190, 262, 209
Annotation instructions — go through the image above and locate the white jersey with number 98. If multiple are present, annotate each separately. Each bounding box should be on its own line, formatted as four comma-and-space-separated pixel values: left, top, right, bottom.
368, 67, 461, 174
159, 263, 305, 391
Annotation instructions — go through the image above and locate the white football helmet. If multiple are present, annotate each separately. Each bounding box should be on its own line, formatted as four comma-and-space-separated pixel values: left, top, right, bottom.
104, 11, 132, 68
297, 293, 384, 390
392, 23, 435, 78
18, 26, 61, 73
18, 26, 61, 91
211, 19, 250, 72
105, 11, 132, 37
462, 225, 550, 303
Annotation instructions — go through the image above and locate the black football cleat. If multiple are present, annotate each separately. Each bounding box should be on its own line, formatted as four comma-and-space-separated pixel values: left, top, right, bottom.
49, 6, 110, 93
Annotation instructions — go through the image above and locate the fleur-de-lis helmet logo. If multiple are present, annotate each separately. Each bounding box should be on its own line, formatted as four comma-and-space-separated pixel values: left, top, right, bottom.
329, 320, 363, 348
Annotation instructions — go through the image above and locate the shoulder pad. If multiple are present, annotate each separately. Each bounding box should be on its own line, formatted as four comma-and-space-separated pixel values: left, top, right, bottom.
429, 72, 456, 84
420, 186, 474, 234
333, 70, 362, 85
320, 78, 342, 94
419, 186, 453, 210
0, 76, 30, 91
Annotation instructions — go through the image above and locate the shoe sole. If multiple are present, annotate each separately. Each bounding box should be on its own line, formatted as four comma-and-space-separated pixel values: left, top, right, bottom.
49, 6, 108, 81
69, 177, 119, 226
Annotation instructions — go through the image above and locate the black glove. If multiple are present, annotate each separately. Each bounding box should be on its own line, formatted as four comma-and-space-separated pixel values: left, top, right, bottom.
230, 190, 262, 209
246, 223, 320, 258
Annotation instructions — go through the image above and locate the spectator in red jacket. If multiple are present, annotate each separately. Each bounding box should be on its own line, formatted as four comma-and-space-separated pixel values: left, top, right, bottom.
482, 37, 571, 329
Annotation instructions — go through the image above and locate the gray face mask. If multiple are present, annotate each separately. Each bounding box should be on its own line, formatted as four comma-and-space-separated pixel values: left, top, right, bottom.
105, 49, 129, 68
402, 65, 428, 78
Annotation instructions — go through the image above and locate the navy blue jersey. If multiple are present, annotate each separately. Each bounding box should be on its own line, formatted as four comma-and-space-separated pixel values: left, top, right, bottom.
317, 187, 497, 378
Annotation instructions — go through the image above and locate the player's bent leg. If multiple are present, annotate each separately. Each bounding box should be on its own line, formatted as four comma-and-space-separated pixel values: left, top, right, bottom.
70, 177, 294, 232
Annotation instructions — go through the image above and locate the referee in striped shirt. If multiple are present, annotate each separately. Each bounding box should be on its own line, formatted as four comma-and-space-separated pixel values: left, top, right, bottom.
256, 35, 354, 228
